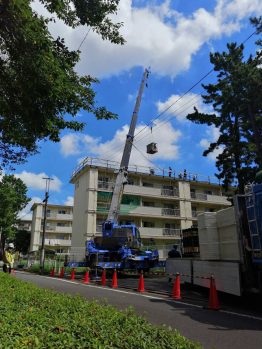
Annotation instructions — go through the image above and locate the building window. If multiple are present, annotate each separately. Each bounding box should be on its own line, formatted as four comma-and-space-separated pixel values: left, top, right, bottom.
98, 175, 109, 189
46, 209, 51, 217
204, 190, 212, 195
57, 222, 66, 227
58, 210, 67, 214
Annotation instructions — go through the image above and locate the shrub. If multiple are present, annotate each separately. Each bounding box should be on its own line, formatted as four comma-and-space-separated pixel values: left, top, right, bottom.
0, 274, 201, 349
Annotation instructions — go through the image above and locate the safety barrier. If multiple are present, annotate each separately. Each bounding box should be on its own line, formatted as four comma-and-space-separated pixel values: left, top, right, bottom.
47, 268, 220, 310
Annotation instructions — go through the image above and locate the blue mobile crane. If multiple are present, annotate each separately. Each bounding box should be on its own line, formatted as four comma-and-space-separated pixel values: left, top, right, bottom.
85, 69, 159, 270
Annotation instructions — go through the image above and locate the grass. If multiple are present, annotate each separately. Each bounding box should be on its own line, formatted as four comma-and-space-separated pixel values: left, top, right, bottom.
0, 273, 202, 349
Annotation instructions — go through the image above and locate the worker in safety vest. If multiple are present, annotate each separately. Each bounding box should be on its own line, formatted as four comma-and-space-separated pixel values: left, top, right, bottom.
3, 243, 15, 273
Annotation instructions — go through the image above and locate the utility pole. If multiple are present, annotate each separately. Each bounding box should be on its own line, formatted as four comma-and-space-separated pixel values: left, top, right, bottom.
40, 177, 53, 274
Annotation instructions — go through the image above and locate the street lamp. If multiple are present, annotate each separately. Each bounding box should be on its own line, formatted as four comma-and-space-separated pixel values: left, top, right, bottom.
40, 177, 53, 274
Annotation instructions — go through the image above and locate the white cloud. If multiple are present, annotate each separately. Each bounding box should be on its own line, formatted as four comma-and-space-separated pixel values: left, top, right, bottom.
64, 196, 74, 206
60, 134, 81, 156
15, 171, 62, 192
62, 121, 181, 167
156, 93, 212, 122
31, 0, 262, 78
200, 126, 223, 161
18, 197, 42, 220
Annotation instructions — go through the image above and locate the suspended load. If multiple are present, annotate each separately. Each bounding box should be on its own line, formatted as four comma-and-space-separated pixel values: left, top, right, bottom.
147, 142, 158, 154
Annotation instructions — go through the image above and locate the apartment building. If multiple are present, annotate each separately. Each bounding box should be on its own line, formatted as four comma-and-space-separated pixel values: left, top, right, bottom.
16, 219, 32, 232
30, 203, 73, 254
70, 157, 231, 255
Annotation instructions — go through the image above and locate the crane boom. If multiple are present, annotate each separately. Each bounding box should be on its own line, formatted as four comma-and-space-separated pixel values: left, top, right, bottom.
106, 69, 150, 223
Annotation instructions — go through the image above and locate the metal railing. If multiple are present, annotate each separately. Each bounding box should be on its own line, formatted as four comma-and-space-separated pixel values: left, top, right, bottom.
161, 188, 179, 197
161, 208, 180, 216
192, 211, 205, 218
191, 192, 207, 201
71, 156, 221, 184
162, 228, 181, 237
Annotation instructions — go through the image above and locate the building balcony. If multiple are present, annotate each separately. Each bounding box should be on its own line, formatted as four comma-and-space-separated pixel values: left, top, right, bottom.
44, 225, 72, 233
191, 192, 230, 205
206, 194, 231, 205
140, 227, 181, 238
55, 226, 72, 233
44, 239, 71, 247
97, 204, 181, 219
192, 211, 205, 218
44, 214, 73, 221
98, 181, 179, 199
95, 225, 181, 239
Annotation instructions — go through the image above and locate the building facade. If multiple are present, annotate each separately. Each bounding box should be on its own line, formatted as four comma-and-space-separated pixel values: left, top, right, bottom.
70, 157, 231, 256
30, 203, 73, 254
16, 219, 32, 232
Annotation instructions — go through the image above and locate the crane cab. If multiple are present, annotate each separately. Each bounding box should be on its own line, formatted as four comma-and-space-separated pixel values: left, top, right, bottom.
147, 142, 158, 154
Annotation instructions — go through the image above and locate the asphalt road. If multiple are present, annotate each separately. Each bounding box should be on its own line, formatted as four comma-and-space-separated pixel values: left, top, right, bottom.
16, 272, 262, 349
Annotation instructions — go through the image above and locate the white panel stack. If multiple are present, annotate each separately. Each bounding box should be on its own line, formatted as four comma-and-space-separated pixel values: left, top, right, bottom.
216, 207, 241, 261
198, 213, 220, 260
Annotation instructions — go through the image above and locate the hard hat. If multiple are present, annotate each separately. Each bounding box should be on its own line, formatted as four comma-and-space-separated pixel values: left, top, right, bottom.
8, 243, 14, 249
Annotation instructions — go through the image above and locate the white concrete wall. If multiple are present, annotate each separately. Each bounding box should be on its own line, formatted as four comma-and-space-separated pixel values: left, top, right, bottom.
178, 181, 193, 229
30, 204, 73, 253
71, 168, 98, 257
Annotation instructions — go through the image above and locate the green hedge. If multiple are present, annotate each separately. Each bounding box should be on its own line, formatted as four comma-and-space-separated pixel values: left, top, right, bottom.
0, 274, 201, 349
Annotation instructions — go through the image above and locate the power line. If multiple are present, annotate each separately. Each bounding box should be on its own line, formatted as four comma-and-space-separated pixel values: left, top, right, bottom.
81, 30, 257, 166
77, 27, 91, 51
133, 29, 257, 140
134, 94, 201, 145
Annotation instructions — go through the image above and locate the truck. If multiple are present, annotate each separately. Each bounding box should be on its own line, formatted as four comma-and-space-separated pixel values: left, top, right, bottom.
166, 175, 262, 296
84, 69, 159, 271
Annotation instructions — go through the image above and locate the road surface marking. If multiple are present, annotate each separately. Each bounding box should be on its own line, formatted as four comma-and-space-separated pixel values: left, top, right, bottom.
18, 272, 262, 321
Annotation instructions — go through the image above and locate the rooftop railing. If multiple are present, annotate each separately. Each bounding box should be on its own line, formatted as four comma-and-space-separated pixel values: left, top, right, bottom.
71, 156, 222, 185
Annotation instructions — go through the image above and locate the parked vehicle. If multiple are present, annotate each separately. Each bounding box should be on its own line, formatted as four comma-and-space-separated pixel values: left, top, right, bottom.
166, 178, 262, 296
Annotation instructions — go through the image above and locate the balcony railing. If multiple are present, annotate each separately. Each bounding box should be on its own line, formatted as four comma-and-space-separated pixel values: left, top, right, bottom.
98, 181, 179, 198
44, 213, 73, 220
163, 228, 181, 237
161, 188, 179, 197
192, 211, 205, 218
161, 208, 180, 216
44, 239, 71, 246
98, 181, 114, 190
190, 192, 207, 201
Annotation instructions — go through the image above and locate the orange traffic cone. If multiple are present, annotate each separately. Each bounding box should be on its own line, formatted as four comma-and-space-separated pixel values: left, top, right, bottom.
208, 276, 220, 310
111, 269, 118, 288
172, 273, 181, 300
50, 267, 55, 277
137, 271, 145, 292
83, 270, 90, 284
101, 269, 106, 286
70, 268, 75, 281
59, 267, 64, 278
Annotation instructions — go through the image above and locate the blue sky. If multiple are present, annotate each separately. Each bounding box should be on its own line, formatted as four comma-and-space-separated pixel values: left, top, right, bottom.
10, 0, 262, 218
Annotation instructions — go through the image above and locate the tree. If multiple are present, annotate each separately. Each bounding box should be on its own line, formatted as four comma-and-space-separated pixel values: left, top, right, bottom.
0, 0, 124, 169
0, 175, 30, 255
14, 229, 31, 254
186, 24, 262, 193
